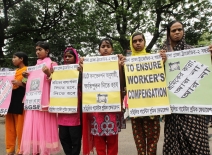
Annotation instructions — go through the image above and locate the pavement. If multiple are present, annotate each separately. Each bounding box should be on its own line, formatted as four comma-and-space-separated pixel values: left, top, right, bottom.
0, 117, 212, 155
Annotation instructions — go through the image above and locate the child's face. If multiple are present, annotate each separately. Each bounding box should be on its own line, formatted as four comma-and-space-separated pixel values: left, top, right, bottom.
64, 51, 75, 64
132, 35, 145, 51
36, 46, 49, 59
12, 55, 23, 67
99, 41, 113, 56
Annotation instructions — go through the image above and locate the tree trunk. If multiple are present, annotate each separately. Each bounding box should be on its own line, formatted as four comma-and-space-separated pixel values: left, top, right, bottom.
119, 38, 129, 55
0, 20, 5, 66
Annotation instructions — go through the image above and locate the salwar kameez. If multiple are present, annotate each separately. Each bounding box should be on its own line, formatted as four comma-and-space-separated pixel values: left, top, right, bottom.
163, 114, 210, 155
131, 116, 160, 155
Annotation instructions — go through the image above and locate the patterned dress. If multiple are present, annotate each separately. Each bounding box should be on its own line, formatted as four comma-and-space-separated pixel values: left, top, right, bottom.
131, 116, 160, 155
90, 112, 125, 136
163, 114, 210, 155
162, 33, 210, 155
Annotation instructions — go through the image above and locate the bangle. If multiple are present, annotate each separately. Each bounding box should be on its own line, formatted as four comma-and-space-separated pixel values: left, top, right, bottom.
47, 74, 52, 80
22, 77, 27, 84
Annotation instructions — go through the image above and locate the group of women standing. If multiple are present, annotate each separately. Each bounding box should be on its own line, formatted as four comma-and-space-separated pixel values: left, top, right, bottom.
4, 20, 212, 155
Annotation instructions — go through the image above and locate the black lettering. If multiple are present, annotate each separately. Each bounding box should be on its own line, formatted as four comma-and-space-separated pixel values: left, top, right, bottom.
157, 61, 162, 69
134, 76, 138, 84
130, 64, 134, 72
136, 64, 140, 71
149, 74, 153, 83
160, 73, 165, 82
127, 76, 134, 84
153, 74, 159, 82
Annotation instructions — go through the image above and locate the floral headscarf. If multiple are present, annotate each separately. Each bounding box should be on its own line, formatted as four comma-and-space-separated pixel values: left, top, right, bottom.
162, 21, 192, 51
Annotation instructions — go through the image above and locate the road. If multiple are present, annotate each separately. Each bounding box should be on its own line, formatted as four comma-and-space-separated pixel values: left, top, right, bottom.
0, 117, 211, 155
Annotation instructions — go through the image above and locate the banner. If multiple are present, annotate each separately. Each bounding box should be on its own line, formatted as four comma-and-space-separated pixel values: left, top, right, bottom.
24, 64, 45, 110
49, 64, 79, 113
124, 54, 170, 117
0, 71, 15, 115
82, 55, 121, 112
165, 46, 212, 114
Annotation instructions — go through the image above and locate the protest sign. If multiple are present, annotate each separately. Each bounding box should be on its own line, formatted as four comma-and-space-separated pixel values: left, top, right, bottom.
0, 71, 15, 115
49, 64, 79, 113
24, 64, 45, 110
83, 55, 121, 112
165, 47, 212, 114
125, 54, 170, 117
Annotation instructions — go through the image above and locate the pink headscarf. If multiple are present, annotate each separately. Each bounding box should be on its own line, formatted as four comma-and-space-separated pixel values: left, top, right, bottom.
64, 47, 79, 64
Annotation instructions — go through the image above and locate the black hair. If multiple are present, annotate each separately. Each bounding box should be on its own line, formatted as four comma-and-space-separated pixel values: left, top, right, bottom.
65, 50, 77, 63
13, 51, 28, 66
36, 41, 50, 56
167, 21, 184, 37
132, 32, 146, 45
98, 38, 113, 49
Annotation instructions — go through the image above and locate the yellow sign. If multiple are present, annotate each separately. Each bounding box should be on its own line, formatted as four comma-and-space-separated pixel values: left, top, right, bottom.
124, 54, 170, 117
82, 55, 121, 112
49, 64, 79, 113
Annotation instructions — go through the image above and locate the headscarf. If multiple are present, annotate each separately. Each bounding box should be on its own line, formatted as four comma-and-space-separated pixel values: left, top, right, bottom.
162, 21, 192, 51
130, 32, 148, 56
64, 47, 79, 64
64, 47, 94, 154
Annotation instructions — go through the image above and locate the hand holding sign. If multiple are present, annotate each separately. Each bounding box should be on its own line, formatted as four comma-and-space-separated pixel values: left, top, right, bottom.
118, 54, 126, 66
78, 57, 84, 72
42, 65, 51, 77
159, 50, 167, 63
11, 80, 23, 87
22, 71, 29, 78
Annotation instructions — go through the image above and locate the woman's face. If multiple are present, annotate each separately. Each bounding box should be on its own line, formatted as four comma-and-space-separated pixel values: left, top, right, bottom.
12, 55, 23, 67
99, 41, 113, 56
64, 51, 76, 64
132, 35, 145, 51
170, 22, 184, 42
36, 46, 48, 59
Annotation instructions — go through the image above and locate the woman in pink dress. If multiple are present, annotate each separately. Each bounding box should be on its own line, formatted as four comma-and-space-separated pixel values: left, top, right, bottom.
20, 41, 61, 155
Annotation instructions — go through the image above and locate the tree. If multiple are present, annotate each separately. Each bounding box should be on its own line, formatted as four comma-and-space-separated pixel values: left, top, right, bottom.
1, 0, 212, 67
198, 32, 212, 46
1, 0, 75, 66
73, 0, 212, 54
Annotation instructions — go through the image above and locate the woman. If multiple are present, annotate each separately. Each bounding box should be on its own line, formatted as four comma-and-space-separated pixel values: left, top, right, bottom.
161, 20, 210, 155
20, 41, 61, 155
129, 32, 161, 155
58, 47, 82, 155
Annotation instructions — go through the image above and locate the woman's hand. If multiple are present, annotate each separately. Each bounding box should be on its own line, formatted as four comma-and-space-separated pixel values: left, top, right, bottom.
42, 65, 51, 77
118, 54, 126, 66
78, 57, 84, 72
22, 71, 29, 78
11, 80, 23, 87
159, 50, 167, 63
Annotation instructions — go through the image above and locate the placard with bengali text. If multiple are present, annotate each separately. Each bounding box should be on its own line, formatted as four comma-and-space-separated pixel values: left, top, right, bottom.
82, 55, 121, 112
165, 46, 212, 114
49, 64, 79, 113
0, 71, 15, 115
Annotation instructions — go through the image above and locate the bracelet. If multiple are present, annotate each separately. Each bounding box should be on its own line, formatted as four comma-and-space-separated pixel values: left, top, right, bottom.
47, 74, 52, 80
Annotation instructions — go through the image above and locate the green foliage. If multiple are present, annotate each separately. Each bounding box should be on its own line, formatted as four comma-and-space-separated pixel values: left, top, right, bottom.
1, 0, 212, 67
198, 32, 212, 46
